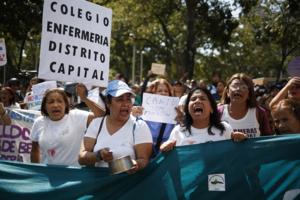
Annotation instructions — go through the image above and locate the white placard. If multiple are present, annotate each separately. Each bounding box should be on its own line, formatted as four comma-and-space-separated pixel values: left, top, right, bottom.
32, 81, 57, 96
208, 174, 226, 191
27, 81, 57, 110
88, 87, 99, 103
151, 63, 166, 75
0, 38, 7, 66
141, 93, 179, 124
39, 0, 112, 87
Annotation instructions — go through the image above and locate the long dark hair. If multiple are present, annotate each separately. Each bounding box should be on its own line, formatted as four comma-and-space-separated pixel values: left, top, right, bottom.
183, 87, 225, 136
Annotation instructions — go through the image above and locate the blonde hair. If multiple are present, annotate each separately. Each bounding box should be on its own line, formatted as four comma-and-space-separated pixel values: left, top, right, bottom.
150, 78, 174, 96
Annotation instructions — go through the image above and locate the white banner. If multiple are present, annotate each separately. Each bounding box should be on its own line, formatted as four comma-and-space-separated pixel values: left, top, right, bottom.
141, 93, 179, 124
0, 109, 41, 163
0, 38, 7, 66
39, 0, 112, 87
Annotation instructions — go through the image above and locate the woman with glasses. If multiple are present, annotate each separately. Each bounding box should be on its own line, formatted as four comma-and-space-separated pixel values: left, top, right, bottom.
219, 73, 273, 137
79, 80, 153, 173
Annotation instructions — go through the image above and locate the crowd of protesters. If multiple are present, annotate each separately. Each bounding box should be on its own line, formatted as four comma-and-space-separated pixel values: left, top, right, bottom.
0, 72, 300, 171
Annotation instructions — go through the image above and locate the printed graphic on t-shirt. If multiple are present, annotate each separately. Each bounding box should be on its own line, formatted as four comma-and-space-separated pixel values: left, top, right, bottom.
233, 128, 258, 138
47, 148, 56, 157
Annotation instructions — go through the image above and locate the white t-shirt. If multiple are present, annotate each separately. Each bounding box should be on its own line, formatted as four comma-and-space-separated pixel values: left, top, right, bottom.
30, 109, 89, 166
85, 115, 153, 167
168, 121, 233, 146
220, 104, 260, 138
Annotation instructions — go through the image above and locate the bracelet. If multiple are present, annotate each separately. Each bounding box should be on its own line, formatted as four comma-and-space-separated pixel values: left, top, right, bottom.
95, 150, 102, 161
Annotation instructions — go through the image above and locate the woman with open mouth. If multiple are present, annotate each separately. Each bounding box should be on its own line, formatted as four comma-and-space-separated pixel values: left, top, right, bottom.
160, 87, 247, 151
218, 73, 273, 138
79, 80, 153, 174
30, 84, 105, 166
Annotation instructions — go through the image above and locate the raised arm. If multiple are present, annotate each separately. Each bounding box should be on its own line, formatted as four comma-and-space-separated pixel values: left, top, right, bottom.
269, 77, 300, 108
76, 83, 105, 125
0, 103, 11, 125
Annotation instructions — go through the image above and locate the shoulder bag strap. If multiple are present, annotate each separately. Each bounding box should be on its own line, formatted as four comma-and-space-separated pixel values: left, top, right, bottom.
154, 123, 167, 150
92, 116, 105, 152
132, 117, 141, 144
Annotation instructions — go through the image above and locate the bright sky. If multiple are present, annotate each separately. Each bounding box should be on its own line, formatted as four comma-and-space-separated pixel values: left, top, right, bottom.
226, 0, 241, 18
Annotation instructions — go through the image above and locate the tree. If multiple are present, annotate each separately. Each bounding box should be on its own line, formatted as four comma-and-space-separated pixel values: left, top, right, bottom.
0, 0, 42, 82
104, 0, 239, 82
250, 0, 300, 81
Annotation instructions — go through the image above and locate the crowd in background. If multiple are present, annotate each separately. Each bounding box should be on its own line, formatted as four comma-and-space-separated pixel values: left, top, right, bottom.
0, 72, 300, 171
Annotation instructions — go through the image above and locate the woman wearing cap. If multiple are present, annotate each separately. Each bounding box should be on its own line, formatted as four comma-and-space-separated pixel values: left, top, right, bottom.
79, 80, 153, 173
30, 84, 105, 166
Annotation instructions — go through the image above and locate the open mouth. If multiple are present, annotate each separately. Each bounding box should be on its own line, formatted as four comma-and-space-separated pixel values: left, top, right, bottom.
51, 109, 62, 115
193, 106, 203, 113
120, 108, 130, 115
233, 93, 242, 97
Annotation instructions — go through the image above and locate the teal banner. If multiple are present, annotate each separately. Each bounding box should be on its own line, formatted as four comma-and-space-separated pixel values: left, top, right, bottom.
1, 135, 300, 200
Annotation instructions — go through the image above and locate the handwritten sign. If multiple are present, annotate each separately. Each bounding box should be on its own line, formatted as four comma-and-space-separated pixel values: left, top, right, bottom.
141, 93, 179, 124
39, 0, 112, 87
151, 63, 166, 75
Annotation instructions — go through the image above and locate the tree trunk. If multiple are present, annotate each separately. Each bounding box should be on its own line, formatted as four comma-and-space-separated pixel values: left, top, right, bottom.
276, 42, 288, 83
184, 0, 197, 79
17, 39, 26, 72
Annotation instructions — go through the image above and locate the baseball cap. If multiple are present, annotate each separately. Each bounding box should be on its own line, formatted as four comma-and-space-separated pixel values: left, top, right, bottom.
104, 80, 135, 97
